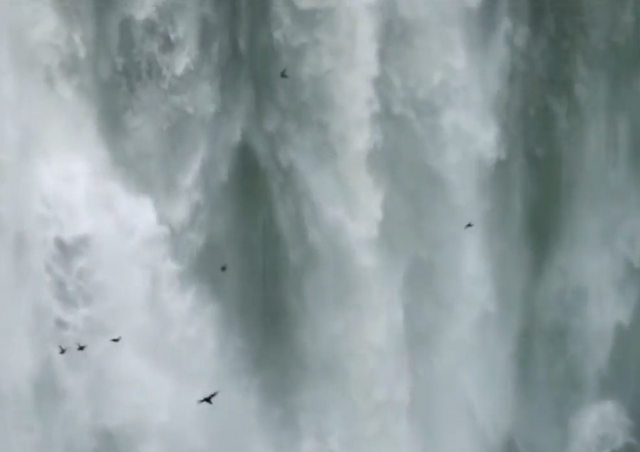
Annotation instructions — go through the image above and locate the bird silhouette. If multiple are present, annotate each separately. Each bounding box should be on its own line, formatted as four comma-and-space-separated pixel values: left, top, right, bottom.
280, 68, 288, 79
198, 391, 219, 404
220, 264, 227, 272
58, 345, 67, 355
76, 343, 86, 351
464, 222, 473, 229
110, 336, 121, 343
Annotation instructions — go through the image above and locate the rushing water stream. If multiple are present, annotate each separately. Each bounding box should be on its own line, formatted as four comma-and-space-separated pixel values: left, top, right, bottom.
0, 1, 639, 452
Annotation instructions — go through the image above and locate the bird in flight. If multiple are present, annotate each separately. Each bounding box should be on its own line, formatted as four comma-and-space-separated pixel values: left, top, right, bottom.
280, 68, 288, 79
58, 345, 67, 355
198, 391, 219, 405
464, 222, 473, 229
76, 343, 87, 351
110, 336, 121, 343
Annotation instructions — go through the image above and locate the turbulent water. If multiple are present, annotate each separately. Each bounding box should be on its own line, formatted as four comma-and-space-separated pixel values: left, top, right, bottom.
2, 0, 640, 451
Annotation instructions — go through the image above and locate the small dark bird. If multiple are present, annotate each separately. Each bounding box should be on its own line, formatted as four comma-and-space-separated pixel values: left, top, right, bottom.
58, 345, 67, 355
280, 69, 288, 79
110, 336, 121, 343
76, 343, 87, 351
198, 392, 219, 404
464, 222, 473, 229
220, 265, 227, 272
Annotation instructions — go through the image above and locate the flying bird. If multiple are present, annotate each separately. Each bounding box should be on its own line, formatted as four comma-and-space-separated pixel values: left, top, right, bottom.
110, 336, 121, 343
464, 222, 473, 229
76, 343, 87, 351
198, 391, 219, 405
280, 68, 288, 79
58, 345, 67, 355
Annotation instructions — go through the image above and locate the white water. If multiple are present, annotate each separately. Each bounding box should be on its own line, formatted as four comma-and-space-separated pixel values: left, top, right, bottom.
1, 1, 640, 452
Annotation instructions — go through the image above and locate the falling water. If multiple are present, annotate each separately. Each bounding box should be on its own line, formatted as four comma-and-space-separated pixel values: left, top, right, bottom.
1, 1, 640, 452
